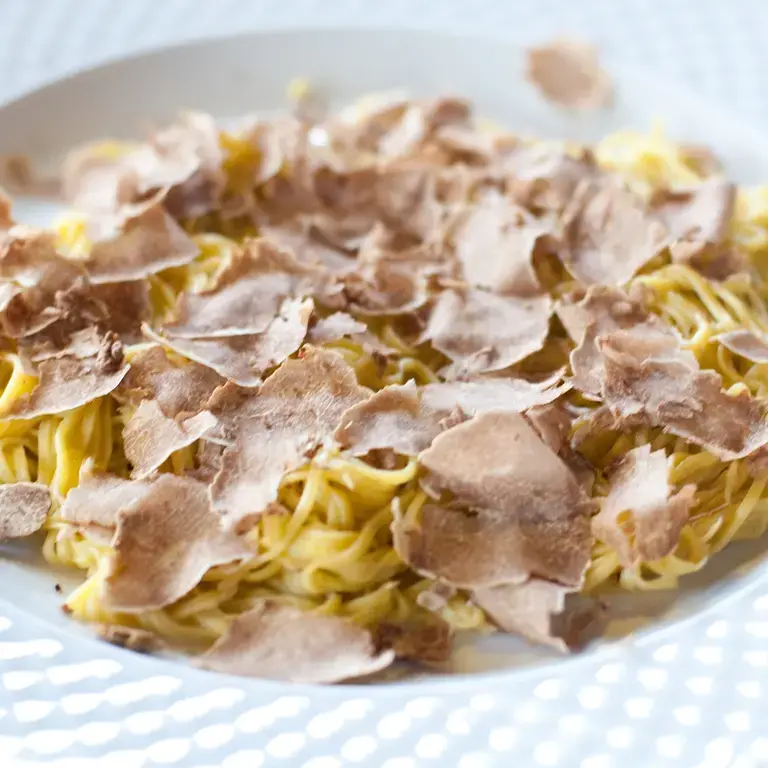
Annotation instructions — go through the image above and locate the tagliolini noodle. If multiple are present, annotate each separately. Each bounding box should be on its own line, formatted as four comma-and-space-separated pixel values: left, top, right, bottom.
3, 124, 766, 648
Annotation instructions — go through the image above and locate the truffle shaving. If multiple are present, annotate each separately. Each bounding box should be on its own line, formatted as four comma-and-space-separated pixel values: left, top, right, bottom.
104, 474, 252, 611
123, 401, 217, 479
143, 297, 314, 387
600, 330, 768, 461
395, 412, 592, 588
561, 178, 668, 285
1, 334, 129, 419
714, 329, 768, 364
209, 347, 369, 529
162, 239, 329, 338
0, 482, 51, 540
593, 445, 696, 565
472, 579, 603, 651
526, 39, 613, 110
197, 601, 394, 683
422, 288, 552, 378
85, 203, 199, 283
59, 470, 153, 530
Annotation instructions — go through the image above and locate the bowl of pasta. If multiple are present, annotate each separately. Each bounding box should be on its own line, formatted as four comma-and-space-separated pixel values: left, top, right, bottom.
1, 22, 768, 767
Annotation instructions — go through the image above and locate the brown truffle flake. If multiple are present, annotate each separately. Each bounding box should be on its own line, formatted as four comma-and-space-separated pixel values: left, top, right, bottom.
452, 192, 548, 296
123, 401, 217, 479
260, 224, 356, 274
594, 445, 696, 566
307, 312, 367, 345
600, 329, 768, 461
526, 39, 613, 110
421, 373, 570, 418
560, 178, 668, 286
374, 620, 453, 667
104, 474, 252, 612
162, 239, 328, 338
84, 202, 199, 283
59, 471, 153, 530
144, 297, 314, 387
505, 145, 598, 215
209, 347, 369, 529
473, 579, 603, 651
652, 178, 736, 268
0, 482, 51, 540
335, 382, 441, 457
197, 601, 394, 683
422, 288, 552, 378
555, 285, 667, 396
0, 155, 60, 198
116, 346, 224, 415
1, 334, 129, 419
63, 112, 225, 219
714, 329, 768, 363
398, 412, 592, 588
96, 624, 164, 654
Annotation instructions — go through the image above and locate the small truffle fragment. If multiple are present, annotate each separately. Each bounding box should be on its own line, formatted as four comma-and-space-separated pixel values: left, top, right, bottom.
197, 602, 394, 683
593, 444, 696, 565
600, 329, 768, 461
395, 412, 592, 588
84, 203, 200, 283
144, 297, 314, 387
335, 382, 441, 457
422, 288, 552, 378
162, 239, 329, 338
561, 178, 668, 286
96, 624, 164, 653
209, 347, 369, 529
59, 470, 153, 530
1, 334, 129, 419
104, 474, 252, 612
526, 39, 613, 110
714, 329, 768, 363
451, 192, 546, 296
123, 401, 217, 479
555, 285, 667, 396
473, 579, 603, 651
0, 483, 51, 540
652, 178, 736, 269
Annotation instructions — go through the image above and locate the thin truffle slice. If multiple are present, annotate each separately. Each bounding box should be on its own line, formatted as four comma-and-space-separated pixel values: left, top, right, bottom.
526, 39, 613, 110
1, 334, 129, 419
162, 239, 328, 338
561, 178, 668, 286
473, 579, 603, 651
144, 297, 314, 387
715, 329, 768, 363
209, 347, 369, 529
555, 285, 667, 396
593, 445, 696, 565
652, 178, 736, 266
85, 203, 199, 283
451, 192, 546, 296
421, 373, 570, 417
374, 620, 453, 667
422, 288, 552, 378
197, 602, 394, 683
0, 483, 51, 540
59, 471, 153, 530
395, 412, 592, 588
104, 474, 252, 612
123, 401, 217, 479
307, 312, 367, 345
96, 624, 164, 653
600, 330, 768, 461
336, 382, 441, 457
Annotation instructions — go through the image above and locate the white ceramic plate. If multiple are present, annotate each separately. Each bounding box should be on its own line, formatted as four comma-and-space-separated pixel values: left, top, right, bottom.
1, 20, 768, 768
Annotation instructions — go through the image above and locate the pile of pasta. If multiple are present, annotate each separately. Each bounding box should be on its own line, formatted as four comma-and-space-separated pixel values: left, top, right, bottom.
1, 88, 768, 683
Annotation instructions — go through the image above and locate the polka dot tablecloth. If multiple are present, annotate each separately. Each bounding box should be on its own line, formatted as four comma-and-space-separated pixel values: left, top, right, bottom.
1, 1, 768, 766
